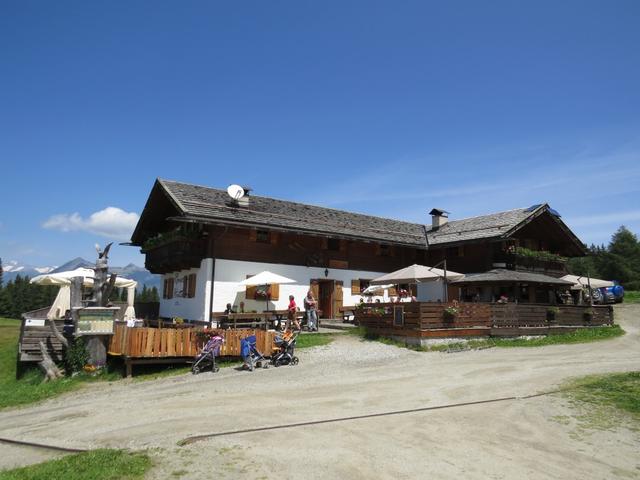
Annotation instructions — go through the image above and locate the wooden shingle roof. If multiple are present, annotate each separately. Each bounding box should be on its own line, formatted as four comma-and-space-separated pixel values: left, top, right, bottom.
131, 179, 585, 254
158, 179, 427, 247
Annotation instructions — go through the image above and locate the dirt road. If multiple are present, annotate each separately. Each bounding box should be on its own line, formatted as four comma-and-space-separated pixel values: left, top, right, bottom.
1, 305, 639, 479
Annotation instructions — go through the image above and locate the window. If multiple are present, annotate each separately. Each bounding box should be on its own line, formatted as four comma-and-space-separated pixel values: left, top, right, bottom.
256, 230, 271, 243
378, 244, 391, 257
359, 279, 371, 293
327, 238, 340, 251
351, 279, 372, 294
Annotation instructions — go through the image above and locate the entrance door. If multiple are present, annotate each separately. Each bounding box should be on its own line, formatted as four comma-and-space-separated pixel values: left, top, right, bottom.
317, 280, 334, 319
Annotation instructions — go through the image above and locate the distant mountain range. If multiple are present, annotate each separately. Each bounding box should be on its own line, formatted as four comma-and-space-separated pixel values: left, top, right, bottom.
2, 257, 160, 290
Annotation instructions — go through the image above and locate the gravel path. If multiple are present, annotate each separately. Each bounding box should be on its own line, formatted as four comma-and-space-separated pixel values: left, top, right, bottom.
1, 305, 639, 479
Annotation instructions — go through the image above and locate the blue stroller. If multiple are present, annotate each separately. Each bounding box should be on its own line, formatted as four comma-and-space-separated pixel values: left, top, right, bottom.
241, 335, 269, 371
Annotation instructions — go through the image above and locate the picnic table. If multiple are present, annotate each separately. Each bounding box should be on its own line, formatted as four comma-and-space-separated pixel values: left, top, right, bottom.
211, 309, 323, 330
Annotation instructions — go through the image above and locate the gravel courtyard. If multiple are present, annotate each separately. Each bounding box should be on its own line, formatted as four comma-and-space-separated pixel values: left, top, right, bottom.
1, 305, 639, 479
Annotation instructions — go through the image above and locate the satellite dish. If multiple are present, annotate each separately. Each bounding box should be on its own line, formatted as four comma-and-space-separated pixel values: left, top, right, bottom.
227, 184, 245, 200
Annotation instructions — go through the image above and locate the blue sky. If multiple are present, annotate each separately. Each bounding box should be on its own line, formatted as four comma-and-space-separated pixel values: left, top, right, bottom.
1, 1, 639, 268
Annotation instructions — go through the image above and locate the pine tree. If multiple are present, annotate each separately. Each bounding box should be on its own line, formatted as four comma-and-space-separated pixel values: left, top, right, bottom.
0, 257, 3, 289
139, 285, 149, 302
150, 286, 160, 302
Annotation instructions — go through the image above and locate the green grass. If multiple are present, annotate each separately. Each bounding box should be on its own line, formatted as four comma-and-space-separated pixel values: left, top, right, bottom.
353, 325, 625, 352
557, 371, 640, 432
0, 317, 121, 410
564, 371, 640, 417
0, 317, 200, 409
295, 332, 335, 349
623, 290, 640, 304
0, 449, 151, 480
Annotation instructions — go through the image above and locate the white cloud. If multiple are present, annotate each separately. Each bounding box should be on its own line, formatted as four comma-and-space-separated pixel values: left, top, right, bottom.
43, 207, 139, 241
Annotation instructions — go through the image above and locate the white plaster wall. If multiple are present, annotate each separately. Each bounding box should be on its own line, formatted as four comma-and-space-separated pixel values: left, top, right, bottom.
212, 259, 387, 313
417, 279, 446, 302
159, 258, 213, 321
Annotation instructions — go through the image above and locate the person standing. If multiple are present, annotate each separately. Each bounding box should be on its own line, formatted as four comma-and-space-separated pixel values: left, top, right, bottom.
287, 295, 300, 330
304, 290, 318, 331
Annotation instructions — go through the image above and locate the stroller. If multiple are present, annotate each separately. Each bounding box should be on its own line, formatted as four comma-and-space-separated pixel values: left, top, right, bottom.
192, 334, 224, 374
272, 330, 300, 367
241, 335, 269, 371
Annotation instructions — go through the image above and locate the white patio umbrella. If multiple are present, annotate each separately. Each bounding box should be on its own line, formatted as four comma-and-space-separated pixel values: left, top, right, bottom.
31, 268, 138, 320
370, 264, 464, 285
560, 274, 614, 290
239, 271, 296, 311
362, 284, 394, 295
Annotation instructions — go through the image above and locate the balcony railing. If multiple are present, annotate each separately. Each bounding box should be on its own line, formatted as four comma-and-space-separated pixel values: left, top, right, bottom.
143, 238, 206, 274
492, 251, 567, 276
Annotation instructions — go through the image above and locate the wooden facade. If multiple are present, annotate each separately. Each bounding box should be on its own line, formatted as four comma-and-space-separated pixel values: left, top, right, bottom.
131, 180, 588, 321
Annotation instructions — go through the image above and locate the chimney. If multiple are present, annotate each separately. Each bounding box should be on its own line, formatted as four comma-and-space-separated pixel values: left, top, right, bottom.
237, 186, 251, 207
429, 208, 449, 229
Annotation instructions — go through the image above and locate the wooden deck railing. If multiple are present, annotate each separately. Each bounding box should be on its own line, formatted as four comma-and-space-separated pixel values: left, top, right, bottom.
355, 302, 614, 338
108, 324, 277, 358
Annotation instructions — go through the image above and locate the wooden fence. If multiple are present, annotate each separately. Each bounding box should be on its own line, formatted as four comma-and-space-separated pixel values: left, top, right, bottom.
355, 302, 614, 338
108, 324, 277, 358
491, 304, 613, 336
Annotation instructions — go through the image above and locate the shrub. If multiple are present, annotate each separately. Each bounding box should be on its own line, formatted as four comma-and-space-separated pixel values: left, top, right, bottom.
64, 337, 89, 374
583, 307, 594, 321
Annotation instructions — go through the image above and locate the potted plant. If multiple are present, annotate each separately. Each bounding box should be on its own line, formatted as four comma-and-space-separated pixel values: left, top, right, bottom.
442, 306, 458, 322
583, 307, 594, 322
546, 306, 559, 322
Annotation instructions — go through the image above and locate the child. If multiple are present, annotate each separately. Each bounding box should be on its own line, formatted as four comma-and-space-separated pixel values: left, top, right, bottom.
287, 295, 300, 330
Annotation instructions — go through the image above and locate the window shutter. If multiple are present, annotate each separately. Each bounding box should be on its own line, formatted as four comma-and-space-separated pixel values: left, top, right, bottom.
188, 273, 196, 298
167, 278, 174, 299
163, 279, 168, 299
270, 232, 279, 245
269, 283, 280, 301
245, 274, 257, 300
351, 279, 360, 294
310, 281, 319, 300
249, 230, 257, 242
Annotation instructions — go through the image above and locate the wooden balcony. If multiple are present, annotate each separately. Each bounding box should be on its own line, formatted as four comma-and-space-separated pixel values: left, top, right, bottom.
143, 238, 206, 274
492, 252, 567, 277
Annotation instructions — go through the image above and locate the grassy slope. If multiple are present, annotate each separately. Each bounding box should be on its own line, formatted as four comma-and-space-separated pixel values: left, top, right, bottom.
0, 318, 121, 410
624, 291, 640, 304
0, 318, 198, 409
0, 449, 151, 480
